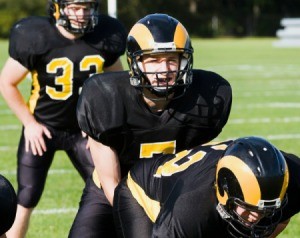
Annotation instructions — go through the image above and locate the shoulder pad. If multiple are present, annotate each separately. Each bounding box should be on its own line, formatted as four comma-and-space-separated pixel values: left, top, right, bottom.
9, 16, 63, 56
84, 14, 127, 55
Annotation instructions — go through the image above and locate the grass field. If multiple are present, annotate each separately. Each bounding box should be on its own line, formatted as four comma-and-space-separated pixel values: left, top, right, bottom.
0, 38, 299, 237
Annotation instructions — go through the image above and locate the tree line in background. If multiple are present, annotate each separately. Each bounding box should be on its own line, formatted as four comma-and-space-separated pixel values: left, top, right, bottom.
0, 0, 300, 38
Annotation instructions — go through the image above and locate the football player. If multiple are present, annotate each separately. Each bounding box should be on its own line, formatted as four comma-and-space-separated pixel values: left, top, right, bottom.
0, 174, 17, 238
0, 0, 127, 237
69, 13, 232, 237
114, 136, 300, 238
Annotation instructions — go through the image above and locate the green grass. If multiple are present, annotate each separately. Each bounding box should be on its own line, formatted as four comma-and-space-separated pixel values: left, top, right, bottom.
0, 38, 299, 237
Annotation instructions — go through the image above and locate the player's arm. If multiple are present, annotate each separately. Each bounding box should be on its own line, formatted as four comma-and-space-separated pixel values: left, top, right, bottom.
0, 57, 51, 156
0, 57, 33, 126
103, 58, 123, 72
89, 137, 121, 205
268, 219, 290, 238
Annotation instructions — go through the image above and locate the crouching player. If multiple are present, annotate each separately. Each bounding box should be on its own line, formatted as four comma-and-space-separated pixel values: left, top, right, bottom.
114, 136, 300, 238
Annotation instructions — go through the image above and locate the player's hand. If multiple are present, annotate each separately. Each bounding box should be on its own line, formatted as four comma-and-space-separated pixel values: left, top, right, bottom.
24, 121, 52, 156
81, 131, 90, 150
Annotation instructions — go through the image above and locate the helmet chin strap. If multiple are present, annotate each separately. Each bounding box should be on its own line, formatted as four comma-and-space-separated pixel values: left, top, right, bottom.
142, 87, 174, 102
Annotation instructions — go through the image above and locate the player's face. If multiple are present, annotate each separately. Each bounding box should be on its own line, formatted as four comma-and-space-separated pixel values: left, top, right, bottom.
64, 3, 95, 30
235, 206, 263, 225
140, 53, 180, 87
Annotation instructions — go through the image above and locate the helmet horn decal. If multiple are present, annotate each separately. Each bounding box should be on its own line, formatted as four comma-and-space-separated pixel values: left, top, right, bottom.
174, 23, 189, 48
216, 155, 261, 206
128, 23, 154, 53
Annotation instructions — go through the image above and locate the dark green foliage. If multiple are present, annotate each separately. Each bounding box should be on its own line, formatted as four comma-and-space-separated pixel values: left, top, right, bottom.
0, 1, 300, 37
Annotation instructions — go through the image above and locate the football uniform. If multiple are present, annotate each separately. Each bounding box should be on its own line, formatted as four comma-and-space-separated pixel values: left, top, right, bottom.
77, 69, 232, 175
114, 142, 300, 238
8, 15, 127, 207
10, 15, 126, 130
68, 69, 232, 237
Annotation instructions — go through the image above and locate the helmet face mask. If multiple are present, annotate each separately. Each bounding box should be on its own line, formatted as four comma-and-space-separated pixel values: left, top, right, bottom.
50, 0, 99, 34
127, 14, 193, 101
215, 136, 289, 238
218, 196, 287, 238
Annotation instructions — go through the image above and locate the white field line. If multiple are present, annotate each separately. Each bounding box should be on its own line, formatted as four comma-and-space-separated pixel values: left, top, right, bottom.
0, 125, 20, 130
236, 91, 300, 97
0, 109, 14, 115
221, 134, 300, 141
0, 146, 18, 151
32, 208, 77, 215
229, 117, 300, 124
237, 103, 300, 109
0, 114, 300, 133
0, 169, 76, 176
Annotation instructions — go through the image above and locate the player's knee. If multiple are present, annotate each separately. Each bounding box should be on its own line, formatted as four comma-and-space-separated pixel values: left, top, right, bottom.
17, 185, 43, 207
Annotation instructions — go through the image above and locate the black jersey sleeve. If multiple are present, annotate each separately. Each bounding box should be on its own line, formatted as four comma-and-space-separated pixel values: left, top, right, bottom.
173, 69, 232, 145
200, 70, 232, 137
76, 71, 128, 142
280, 151, 300, 222
85, 15, 127, 67
113, 157, 168, 238
9, 16, 58, 70
114, 178, 153, 238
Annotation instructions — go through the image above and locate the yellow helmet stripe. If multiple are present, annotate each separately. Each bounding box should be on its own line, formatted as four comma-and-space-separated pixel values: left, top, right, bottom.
53, 3, 60, 20
280, 161, 289, 200
128, 23, 154, 51
174, 23, 188, 48
216, 155, 261, 206
127, 172, 160, 222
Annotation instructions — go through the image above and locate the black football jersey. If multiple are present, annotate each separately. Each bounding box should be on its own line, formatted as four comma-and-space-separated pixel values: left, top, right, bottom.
77, 69, 232, 174
126, 142, 300, 238
278, 151, 300, 222
9, 15, 127, 130
127, 141, 231, 237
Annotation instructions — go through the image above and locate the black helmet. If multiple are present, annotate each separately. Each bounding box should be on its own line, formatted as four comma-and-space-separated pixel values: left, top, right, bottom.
127, 13, 193, 100
216, 136, 289, 238
49, 0, 99, 34
0, 174, 17, 235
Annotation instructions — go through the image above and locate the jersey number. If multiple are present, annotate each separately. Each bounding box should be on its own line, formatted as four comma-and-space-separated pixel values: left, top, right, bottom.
46, 56, 104, 100
139, 141, 176, 159
154, 143, 227, 177
154, 150, 207, 177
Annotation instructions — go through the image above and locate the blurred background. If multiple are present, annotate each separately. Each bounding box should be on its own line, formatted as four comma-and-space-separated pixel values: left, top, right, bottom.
0, 1, 299, 237
0, 0, 300, 38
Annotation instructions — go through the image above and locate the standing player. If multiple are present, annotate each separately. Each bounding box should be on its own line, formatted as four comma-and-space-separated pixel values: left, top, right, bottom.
70, 14, 232, 237
0, 0, 127, 237
114, 136, 300, 238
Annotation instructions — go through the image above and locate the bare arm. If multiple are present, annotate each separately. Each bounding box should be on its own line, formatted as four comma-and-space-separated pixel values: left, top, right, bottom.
89, 137, 121, 205
268, 219, 290, 238
103, 58, 124, 72
0, 57, 33, 126
0, 57, 51, 156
